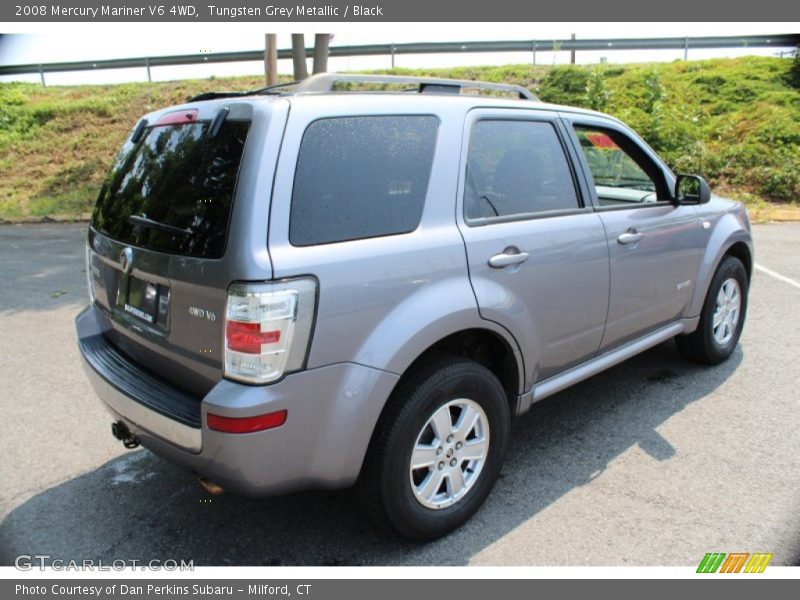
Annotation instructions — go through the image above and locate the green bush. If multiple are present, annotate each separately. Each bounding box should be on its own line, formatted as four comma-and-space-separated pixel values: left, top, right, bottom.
537, 66, 590, 107
784, 45, 800, 89
755, 167, 799, 200
585, 68, 612, 112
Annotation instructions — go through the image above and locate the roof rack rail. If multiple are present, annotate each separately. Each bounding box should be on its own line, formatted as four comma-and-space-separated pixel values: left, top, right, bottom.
293, 73, 538, 100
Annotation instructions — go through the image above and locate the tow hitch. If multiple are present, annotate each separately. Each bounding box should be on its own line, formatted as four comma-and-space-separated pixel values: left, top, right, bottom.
111, 421, 141, 449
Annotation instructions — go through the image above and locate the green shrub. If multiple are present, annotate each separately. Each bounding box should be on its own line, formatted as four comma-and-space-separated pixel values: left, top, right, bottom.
784, 45, 800, 89
585, 68, 612, 112
755, 167, 799, 200
537, 66, 590, 107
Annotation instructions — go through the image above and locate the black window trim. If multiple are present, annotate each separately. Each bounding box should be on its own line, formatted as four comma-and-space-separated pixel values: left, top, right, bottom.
288, 113, 441, 248
462, 114, 588, 228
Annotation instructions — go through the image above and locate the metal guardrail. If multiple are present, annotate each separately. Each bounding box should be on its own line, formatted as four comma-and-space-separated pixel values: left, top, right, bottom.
1, 34, 797, 83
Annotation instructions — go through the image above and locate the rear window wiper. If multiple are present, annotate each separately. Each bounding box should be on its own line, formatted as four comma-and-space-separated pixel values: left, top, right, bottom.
129, 215, 191, 237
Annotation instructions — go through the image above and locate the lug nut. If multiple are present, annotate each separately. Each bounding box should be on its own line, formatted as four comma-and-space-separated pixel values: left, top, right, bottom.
447, 435, 454, 443
438, 462, 445, 470
450, 458, 457, 467
436, 447, 443, 455
456, 442, 463, 450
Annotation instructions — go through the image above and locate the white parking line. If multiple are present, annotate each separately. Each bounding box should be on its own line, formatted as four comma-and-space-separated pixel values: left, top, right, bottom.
754, 263, 800, 290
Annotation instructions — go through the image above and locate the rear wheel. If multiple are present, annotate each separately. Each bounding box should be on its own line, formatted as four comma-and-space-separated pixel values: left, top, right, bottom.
358, 357, 510, 541
677, 255, 748, 364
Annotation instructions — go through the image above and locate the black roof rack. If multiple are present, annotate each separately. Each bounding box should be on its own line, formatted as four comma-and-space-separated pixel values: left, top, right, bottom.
293, 73, 538, 100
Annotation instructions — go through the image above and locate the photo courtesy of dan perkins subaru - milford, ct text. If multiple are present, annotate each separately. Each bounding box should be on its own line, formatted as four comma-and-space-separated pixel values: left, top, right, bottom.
15, 584, 311, 597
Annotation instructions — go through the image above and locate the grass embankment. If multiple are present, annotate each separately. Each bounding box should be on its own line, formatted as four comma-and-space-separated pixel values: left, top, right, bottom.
0, 56, 798, 222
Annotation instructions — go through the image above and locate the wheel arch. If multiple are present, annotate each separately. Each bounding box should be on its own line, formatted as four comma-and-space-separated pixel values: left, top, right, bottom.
399, 327, 524, 407
724, 240, 753, 280
360, 326, 525, 478
688, 213, 753, 318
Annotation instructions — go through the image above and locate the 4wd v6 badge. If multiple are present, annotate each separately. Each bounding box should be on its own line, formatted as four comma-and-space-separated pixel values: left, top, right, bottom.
188, 306, 216, 322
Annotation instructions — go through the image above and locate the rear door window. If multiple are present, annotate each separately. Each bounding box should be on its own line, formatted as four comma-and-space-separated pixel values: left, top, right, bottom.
91, 120, 250, 259
465, 119, 580, 222
289, 115, 439, 246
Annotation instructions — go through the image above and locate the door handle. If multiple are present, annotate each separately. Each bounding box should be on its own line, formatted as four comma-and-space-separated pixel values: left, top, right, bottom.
489, 250, 530, 268
617, 230, 644, 245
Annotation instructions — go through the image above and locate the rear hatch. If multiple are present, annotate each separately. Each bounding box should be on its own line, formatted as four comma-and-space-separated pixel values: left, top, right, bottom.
87, 104, 255, 397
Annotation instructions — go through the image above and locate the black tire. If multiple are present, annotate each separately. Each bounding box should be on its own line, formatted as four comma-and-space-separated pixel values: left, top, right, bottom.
357, 356, 510, 541
677, 255, 748, 364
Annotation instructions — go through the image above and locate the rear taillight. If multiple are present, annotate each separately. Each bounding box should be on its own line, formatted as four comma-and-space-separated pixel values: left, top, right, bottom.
224, 278, 317, 384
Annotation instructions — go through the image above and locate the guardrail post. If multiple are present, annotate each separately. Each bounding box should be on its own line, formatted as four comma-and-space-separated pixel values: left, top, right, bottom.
532, 41, 537, 66
684, 37, 689, 60
390, 44, 395, 69
39, 64, 45, 87
145, 57, 151, 82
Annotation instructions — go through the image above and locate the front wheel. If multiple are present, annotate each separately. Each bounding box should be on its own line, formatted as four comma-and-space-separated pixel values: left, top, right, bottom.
358, 357, 510, 541
677, 255, 749, 364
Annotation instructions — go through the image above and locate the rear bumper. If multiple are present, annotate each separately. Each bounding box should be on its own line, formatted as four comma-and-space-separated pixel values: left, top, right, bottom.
76, 306, 399, 496
77, 309, 202, 452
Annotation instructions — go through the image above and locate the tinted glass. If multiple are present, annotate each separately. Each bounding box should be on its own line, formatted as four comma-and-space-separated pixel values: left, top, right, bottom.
465, 120, 579, 221
290, 116, 438, 246
573, 126, 659, 205
91, 120, 250, 259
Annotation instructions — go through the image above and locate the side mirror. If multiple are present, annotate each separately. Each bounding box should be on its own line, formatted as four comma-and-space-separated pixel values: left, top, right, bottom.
675, 174, 711, 205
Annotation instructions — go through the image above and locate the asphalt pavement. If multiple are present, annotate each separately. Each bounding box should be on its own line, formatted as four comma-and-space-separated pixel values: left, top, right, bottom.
0, 222, 798, 566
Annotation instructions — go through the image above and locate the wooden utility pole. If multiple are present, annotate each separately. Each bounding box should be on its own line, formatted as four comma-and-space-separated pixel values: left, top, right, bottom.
265, 34, 277, 86
291, 34, 308, 80
313, 34, 330, 74
570, 33, 576, 64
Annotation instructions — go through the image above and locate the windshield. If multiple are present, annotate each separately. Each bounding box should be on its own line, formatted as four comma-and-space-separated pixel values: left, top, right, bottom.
91, 120, 250, 259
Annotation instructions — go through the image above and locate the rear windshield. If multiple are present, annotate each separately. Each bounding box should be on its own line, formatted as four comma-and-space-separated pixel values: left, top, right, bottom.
91, 120, 250, 259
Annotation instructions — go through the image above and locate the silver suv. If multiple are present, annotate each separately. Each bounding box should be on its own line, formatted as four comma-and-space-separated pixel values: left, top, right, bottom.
76, 74, 752, 540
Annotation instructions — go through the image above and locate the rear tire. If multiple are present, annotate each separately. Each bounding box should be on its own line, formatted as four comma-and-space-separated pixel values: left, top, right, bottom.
357, 357, 510, 541
677, 255, 748, 364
